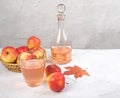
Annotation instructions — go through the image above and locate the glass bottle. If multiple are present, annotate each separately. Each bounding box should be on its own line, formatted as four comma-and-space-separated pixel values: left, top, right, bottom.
51, 4, 72, 64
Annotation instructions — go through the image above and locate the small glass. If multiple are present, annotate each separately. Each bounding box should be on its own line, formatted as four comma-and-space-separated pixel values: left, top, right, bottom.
20, 59, 45, 87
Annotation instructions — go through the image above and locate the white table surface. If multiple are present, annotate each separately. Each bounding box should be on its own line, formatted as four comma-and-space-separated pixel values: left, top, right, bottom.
0, 49, 120, 98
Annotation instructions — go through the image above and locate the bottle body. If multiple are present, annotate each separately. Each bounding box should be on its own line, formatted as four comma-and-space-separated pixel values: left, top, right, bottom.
51, 46, 71, 64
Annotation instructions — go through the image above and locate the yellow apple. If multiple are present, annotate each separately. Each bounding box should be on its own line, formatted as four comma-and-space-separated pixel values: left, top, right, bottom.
1, 46, 18, 63
32, 47, 45, 59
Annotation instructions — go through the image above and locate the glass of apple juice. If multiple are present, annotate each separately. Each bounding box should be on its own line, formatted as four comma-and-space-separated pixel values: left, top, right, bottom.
20, 58, 45, 87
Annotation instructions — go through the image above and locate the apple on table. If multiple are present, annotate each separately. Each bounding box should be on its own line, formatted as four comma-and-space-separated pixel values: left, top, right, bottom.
47, 72, 65, 92
45, 64, 61, 77
45, 64, 65, 92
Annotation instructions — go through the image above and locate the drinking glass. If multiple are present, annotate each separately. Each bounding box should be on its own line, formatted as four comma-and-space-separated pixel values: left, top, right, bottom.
20, 59, 45, 87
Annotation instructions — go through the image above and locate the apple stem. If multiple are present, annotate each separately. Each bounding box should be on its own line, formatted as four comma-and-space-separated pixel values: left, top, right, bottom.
65, 82, 69, 84
6, 51, 9, 54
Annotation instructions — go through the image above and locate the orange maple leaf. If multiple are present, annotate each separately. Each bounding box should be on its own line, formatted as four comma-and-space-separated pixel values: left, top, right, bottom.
63, 65, 90, 79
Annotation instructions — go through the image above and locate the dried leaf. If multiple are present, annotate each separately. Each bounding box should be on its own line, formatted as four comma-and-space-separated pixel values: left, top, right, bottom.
63, 65, 90, 79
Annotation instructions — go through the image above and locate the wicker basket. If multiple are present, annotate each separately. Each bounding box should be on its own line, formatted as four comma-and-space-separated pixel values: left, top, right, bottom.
1, 61, 21, 72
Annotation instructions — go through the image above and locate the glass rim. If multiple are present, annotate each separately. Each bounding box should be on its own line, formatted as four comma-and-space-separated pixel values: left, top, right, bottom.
20, 58, 45, 62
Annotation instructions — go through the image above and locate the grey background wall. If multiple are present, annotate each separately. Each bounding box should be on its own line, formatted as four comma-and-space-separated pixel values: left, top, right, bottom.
0, 0, 120, 49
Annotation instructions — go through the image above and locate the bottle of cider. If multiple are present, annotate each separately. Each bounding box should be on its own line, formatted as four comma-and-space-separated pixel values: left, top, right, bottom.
51, 4, 72, 64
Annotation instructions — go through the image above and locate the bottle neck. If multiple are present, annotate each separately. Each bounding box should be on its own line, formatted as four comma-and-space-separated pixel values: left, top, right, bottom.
58, 19, 64, 33
57, 15, 67, 43
57, 14, 65, 32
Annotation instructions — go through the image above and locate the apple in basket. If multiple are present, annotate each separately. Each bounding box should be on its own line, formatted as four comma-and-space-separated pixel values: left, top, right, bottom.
30, 47, 45, 59
16, 46, 28, 54
19, 52, 33, 61
27, 36, 41, 49
1, 46, 18, 63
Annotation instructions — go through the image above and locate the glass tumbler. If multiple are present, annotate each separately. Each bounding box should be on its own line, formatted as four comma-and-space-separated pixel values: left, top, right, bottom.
20, 59, 45, 87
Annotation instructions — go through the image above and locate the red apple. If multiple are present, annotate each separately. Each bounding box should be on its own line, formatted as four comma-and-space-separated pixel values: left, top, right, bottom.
0, 52, 1, 59
32, 47, 45, 59
16, 46, 28, 54
47, 72, 65, 92
19, 52, 33, 61
27, 36, 41, 49
45, 64, 61, 77
1, 46, 18, 63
